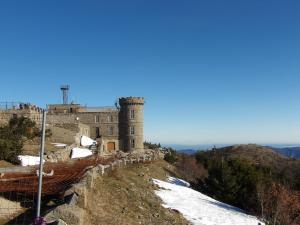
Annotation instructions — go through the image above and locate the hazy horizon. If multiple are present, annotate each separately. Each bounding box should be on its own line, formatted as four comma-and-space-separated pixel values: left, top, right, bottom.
161, 143, 300, 150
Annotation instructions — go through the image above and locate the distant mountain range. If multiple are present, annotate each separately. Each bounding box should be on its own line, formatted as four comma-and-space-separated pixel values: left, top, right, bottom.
270, 147, 300, 159
172, 144, 300, 159
176, 149, 198, 155
165, 144, 228, 151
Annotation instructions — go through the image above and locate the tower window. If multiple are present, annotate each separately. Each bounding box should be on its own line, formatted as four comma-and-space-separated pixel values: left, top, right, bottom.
130, 139, 135, 148
108, 126, 114, 135
130, 126, 135, 135
95, 115, 100, 123
130, 110, 135, 119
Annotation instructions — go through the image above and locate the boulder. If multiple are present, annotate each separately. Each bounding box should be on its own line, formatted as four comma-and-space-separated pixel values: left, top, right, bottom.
45, 205, 84, 225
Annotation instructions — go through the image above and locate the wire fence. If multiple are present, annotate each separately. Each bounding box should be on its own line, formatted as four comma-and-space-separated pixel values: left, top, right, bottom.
0, 104, 42, 225
0, 156, 117, 225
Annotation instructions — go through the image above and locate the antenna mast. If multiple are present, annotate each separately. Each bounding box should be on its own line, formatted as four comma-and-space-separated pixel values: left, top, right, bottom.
60, 85, 70, 104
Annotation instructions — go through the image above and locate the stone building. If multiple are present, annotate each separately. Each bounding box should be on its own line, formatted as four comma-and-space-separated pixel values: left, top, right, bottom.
47, 97, 145, 152
0, 102, 43, 126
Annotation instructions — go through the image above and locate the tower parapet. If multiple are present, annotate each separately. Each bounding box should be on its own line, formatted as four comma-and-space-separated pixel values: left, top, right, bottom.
119, 97, 144, 152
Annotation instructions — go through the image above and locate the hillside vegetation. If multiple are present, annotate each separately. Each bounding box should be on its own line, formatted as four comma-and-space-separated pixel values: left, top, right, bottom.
198, 144, 300, 189
164, 144, 300, 225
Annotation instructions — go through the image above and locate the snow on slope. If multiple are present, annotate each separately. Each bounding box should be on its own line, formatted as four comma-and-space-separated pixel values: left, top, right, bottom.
153, 177, 265, 225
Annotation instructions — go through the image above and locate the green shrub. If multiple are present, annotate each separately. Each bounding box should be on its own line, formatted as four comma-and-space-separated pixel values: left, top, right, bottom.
164, 150, 178, 164
0, 137, 23, 164
9, 116, 39, 139
144, 141, 161, 149
0, 116, 40, 164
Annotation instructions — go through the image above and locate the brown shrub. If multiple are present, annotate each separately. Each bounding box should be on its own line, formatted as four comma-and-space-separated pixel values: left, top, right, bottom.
258, 182, 300, 225
177, 154, 207, 183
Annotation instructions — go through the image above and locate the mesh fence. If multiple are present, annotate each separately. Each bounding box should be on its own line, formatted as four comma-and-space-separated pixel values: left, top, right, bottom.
0, 155, 117, 225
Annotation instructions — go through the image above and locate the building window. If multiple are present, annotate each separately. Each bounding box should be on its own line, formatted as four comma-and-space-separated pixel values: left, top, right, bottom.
96, 127, 100, 138
108, 126, 114, 135
130, 126, 135, 135
130, 110, 135, 119
108, 115, 113, 122
95, 115, 100, 123
130, 139, 135, 148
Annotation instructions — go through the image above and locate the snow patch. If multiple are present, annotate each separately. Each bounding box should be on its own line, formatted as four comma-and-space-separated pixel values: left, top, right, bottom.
80, 136, 97, 147
153, 177, 265, 225
71, 147, 93, 159
18, 155, 45, 166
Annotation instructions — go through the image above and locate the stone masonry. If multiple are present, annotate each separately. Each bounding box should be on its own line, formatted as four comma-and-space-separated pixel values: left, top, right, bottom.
47, 97, 145, 152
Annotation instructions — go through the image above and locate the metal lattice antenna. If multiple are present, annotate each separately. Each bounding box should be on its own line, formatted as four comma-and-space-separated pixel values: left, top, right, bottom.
60, 85, 70, 104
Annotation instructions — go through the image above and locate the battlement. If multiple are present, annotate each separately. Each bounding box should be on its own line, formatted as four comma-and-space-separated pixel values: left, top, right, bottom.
0, 102, 44, 113
0, 102, 43, 126
119, 97, 144, 106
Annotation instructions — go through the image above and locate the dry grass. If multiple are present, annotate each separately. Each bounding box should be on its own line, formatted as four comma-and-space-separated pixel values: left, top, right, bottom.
84, 160, 190, 225
0, 161, 14, 168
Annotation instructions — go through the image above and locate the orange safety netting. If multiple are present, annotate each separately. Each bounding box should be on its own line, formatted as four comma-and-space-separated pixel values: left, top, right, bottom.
0, 155, 117, 195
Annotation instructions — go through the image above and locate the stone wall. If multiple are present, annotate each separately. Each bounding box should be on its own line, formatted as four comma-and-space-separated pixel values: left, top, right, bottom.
48, 123, 89, 145
48, 124, 78, 144
47, 111, 119, 148
0, 197, 23, 221
0, 106, 43, 127
74, 111, 119, 140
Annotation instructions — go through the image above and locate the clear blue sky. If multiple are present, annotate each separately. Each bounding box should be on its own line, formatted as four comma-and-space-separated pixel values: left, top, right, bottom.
0, 0, 300, 145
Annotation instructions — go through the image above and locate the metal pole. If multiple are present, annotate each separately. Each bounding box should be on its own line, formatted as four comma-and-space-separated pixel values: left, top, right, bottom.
35, 110, 46, 225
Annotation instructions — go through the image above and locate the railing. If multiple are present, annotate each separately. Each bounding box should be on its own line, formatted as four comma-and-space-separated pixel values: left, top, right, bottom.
0, 102, 23, 110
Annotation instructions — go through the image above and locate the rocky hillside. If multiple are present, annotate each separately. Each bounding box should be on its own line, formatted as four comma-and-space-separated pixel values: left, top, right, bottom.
82, 160, 189, 225
41, 159, 189, 225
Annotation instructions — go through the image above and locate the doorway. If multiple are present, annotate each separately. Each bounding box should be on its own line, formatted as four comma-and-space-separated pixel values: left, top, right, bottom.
107, 142, 115, 151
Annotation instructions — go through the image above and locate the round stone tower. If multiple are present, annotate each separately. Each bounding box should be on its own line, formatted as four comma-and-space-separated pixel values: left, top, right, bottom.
119, 97, 144, 152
